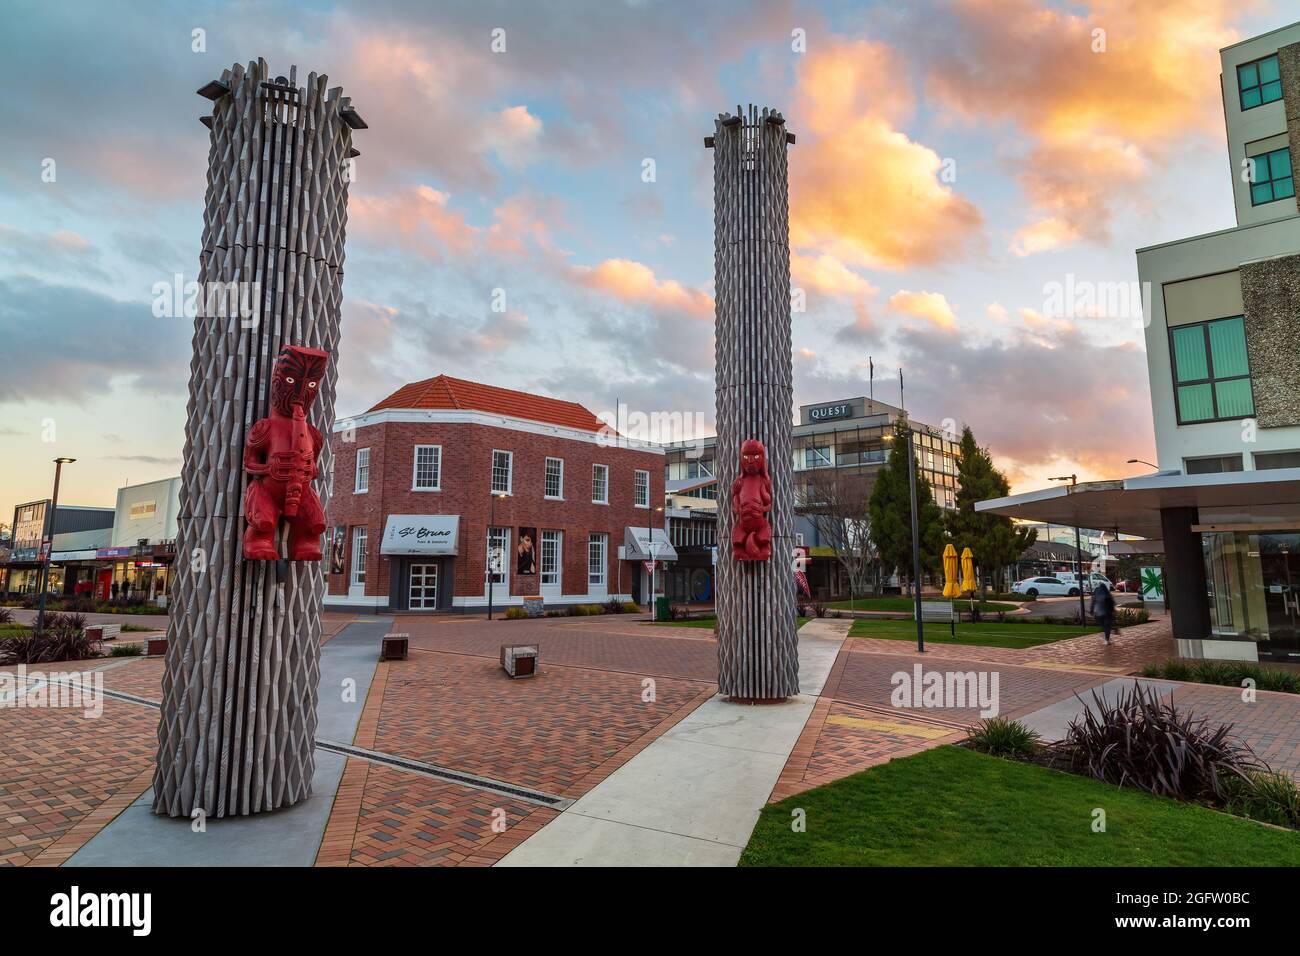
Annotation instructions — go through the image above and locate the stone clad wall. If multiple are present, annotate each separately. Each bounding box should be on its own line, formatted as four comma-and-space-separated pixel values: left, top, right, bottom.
1239, 253, 1300, 429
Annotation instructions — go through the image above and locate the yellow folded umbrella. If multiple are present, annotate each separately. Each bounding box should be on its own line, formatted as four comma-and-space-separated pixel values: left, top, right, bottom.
960, 547, 977, 595
942, 543, 960, 598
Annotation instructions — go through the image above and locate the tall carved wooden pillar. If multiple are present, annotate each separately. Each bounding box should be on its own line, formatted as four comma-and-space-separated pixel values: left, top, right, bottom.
154, 60, 365, 817
708, 105, 800, 701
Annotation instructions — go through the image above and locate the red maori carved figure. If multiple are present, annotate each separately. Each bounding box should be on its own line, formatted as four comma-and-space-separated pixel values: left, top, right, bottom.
731, 438, 773, 561
242, 345, 329, 561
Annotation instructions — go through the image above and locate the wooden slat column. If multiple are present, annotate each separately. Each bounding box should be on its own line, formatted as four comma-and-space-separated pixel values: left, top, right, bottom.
709, 105, 800, 701
153, 60, 364, 817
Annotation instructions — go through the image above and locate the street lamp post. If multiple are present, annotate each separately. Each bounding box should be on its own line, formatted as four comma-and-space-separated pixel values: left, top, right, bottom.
35, 457, 75, 635
647, 504, 665, 617
1049, 474, 1087, 624
905, 425, 924, 653
1126, 458, 1159, 470
487, 491, 505, 620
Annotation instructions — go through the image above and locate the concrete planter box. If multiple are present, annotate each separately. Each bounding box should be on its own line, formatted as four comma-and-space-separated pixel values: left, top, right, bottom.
85, 624, 122, 642
501, 644, 539, 678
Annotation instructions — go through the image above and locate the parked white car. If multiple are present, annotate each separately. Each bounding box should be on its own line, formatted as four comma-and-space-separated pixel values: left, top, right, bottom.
1055, 572, 1114, 591
1012, 576, 1080, 598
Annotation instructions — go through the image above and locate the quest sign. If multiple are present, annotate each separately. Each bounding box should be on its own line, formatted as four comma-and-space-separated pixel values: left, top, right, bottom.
806, 401, 855, 423
380, 515, 461, 555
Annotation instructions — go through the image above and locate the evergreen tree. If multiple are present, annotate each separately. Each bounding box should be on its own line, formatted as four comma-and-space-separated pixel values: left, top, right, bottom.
868, 419, 946, 591
946, 425, 1036, 597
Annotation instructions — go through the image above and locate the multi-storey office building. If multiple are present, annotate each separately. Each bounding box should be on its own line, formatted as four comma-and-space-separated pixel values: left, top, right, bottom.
1, 500, 114, 597
325, 376, 666, 612
981, 22, 1300, 662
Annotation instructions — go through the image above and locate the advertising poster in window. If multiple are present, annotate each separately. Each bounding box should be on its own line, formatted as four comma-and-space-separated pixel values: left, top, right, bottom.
330, 526, 347, 575
517, 527, 538, 575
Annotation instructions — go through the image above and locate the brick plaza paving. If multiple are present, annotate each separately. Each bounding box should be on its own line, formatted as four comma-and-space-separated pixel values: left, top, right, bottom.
3, 610, 1298, 866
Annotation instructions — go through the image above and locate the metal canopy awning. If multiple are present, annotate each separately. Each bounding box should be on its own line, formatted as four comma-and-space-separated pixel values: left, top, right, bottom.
380, 515, 460, 555
976, 468, 1300, 539
623, 526, 679, 562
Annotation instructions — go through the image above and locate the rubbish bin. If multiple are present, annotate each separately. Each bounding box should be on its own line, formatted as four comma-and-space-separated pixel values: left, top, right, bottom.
654, 596, 670, 622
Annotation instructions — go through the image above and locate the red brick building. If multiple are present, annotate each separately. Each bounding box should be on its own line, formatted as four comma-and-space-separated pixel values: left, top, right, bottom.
324, 375, 670, 612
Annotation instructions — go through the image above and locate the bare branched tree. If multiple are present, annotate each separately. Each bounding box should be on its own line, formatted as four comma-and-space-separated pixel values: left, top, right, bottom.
797, 471, 878, 600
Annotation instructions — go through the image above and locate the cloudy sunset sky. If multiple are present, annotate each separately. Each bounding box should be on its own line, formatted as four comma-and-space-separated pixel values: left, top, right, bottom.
0, 0, 1286, 517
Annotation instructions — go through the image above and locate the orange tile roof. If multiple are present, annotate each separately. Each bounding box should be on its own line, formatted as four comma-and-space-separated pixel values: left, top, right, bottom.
368, 375, 607, 432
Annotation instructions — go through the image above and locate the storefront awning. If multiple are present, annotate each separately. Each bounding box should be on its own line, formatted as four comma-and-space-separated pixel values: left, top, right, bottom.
976, 468, 1300, 539
51, 550, 99, 561
623, 526, 679, 562
380, 515, 460, 555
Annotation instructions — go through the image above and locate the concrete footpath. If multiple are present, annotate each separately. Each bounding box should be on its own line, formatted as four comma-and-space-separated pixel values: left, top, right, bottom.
497, 619, 849, 867
66, 617, 392, 867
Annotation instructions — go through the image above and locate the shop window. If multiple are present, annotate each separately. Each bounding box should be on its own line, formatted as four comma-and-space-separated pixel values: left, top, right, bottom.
1248, 146, 1294, 205
413, 445, 441, 490
1169, 317, 1254, 423
803, 446, 833, 469
588, 533, 607, 587
354, 448, 370, 493
1254, 450, 1300, 470
350, 526, 367, 585
545, 457, 564, 499
541, 530, 561, 586
1238, 54, 1283, 110
486, 526, 509, 585
491, 450, 512, 494
1185, 455, 1244, 475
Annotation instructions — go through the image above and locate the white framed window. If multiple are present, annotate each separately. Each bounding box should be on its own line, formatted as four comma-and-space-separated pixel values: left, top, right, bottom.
545, 457, 564, 499
491, 450, 513, 494
592, 463, 609, 504
354, 448, 370, 493
541, 530, 562, 586
486, 526, 509, 586
350, 526, 367, 586
588, 533, 607, 587
634, 469, 649, 508
412, 444, 442, 490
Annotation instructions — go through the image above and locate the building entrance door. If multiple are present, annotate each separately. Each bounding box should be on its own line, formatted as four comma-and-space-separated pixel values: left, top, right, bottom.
1259, 532, 1300, 660
409, 563, 438, 610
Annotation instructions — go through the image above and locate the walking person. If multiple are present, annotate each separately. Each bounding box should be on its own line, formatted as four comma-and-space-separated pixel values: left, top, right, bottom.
1091, 581, 1116, 645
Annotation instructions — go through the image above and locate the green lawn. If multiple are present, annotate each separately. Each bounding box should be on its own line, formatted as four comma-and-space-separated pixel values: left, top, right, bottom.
741, 746, 1300, 866
848, 617, 1094, 649
828, 597, 1018, 613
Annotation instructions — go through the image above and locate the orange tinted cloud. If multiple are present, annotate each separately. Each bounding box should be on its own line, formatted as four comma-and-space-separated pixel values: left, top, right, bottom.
888, 289, 958, 330
573, 258, 713, 319
351, 185, 479, 259
926, 0, 1242, 254
790, 39, 982, 271
791, 252, 878, 297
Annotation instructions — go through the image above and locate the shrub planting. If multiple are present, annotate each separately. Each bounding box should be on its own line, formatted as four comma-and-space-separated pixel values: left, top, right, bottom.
0, 630, 102, 665
966, 717, 1041, 759
1114, 606, 1149, 626
1141, 659, 1300, 695
1055, 683, 1262, 802
504, 606, 527, 620
1221, 769, 1300, 829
